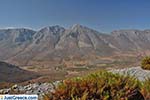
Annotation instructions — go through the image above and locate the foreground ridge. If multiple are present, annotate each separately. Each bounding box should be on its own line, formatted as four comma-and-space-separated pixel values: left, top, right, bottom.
1, 67, 150, 100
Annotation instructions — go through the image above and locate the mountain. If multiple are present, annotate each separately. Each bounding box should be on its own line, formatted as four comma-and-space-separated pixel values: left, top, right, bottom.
110, 30, 150, 51
0, 25, 150, 66
0, 61, 39, 83
0, 28, 36, 60
54, 24, 116, 57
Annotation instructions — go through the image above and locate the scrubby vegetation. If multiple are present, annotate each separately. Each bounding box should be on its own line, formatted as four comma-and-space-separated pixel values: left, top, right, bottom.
43, 71, 150, 100
141, 56, 150, 70
0, 82, 14, 89
140, 78, 150, 100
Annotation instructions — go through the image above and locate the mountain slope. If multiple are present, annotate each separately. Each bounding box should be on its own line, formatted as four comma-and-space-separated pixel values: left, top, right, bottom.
110, 30, 150, 51
0, 28, 36, 60
0, 25, 150, 66
0, 61, 39, 83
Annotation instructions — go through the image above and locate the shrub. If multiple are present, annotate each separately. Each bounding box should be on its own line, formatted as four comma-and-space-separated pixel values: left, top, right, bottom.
141, 56, 150, 70
48, 71, 144, 100
140, 78, 150, 100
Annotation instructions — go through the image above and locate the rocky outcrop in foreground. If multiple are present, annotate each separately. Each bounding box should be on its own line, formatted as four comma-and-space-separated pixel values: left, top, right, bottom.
110, 67, 150, 81
0, 81, 60, 100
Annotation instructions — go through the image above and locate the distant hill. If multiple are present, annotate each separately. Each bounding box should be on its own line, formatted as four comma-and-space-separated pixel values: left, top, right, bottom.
0, 61, 39, 83
0, 24, 150, 66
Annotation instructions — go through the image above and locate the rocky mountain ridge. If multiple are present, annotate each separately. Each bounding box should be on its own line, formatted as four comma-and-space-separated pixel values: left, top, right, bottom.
0, 24, 150, 66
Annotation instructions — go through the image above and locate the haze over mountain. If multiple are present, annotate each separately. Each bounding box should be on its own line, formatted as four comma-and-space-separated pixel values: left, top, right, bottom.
0, 24, 150, 66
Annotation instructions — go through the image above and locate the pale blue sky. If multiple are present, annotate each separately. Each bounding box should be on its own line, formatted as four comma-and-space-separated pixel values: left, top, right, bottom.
0, 0, 150, 32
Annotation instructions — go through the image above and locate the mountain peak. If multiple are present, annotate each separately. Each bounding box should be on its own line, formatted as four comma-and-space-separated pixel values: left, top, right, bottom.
41, 25, 64, 30
71, 24, 88, 30
72, 24, 83, 28
70, 24, 99, 35
39, 25, 65, 34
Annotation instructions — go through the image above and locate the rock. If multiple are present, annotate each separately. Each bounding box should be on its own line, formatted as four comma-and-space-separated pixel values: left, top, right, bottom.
12, 84, 18, 89
3, 89, 10, 94
32, 83, 39, 88
110, 67, 150, 81
18, 86, 25, 91
26, 90, 32, 94
0, 90, 3, 93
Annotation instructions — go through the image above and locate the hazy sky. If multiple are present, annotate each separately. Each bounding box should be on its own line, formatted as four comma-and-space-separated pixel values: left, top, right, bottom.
0, 0, 150, 32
